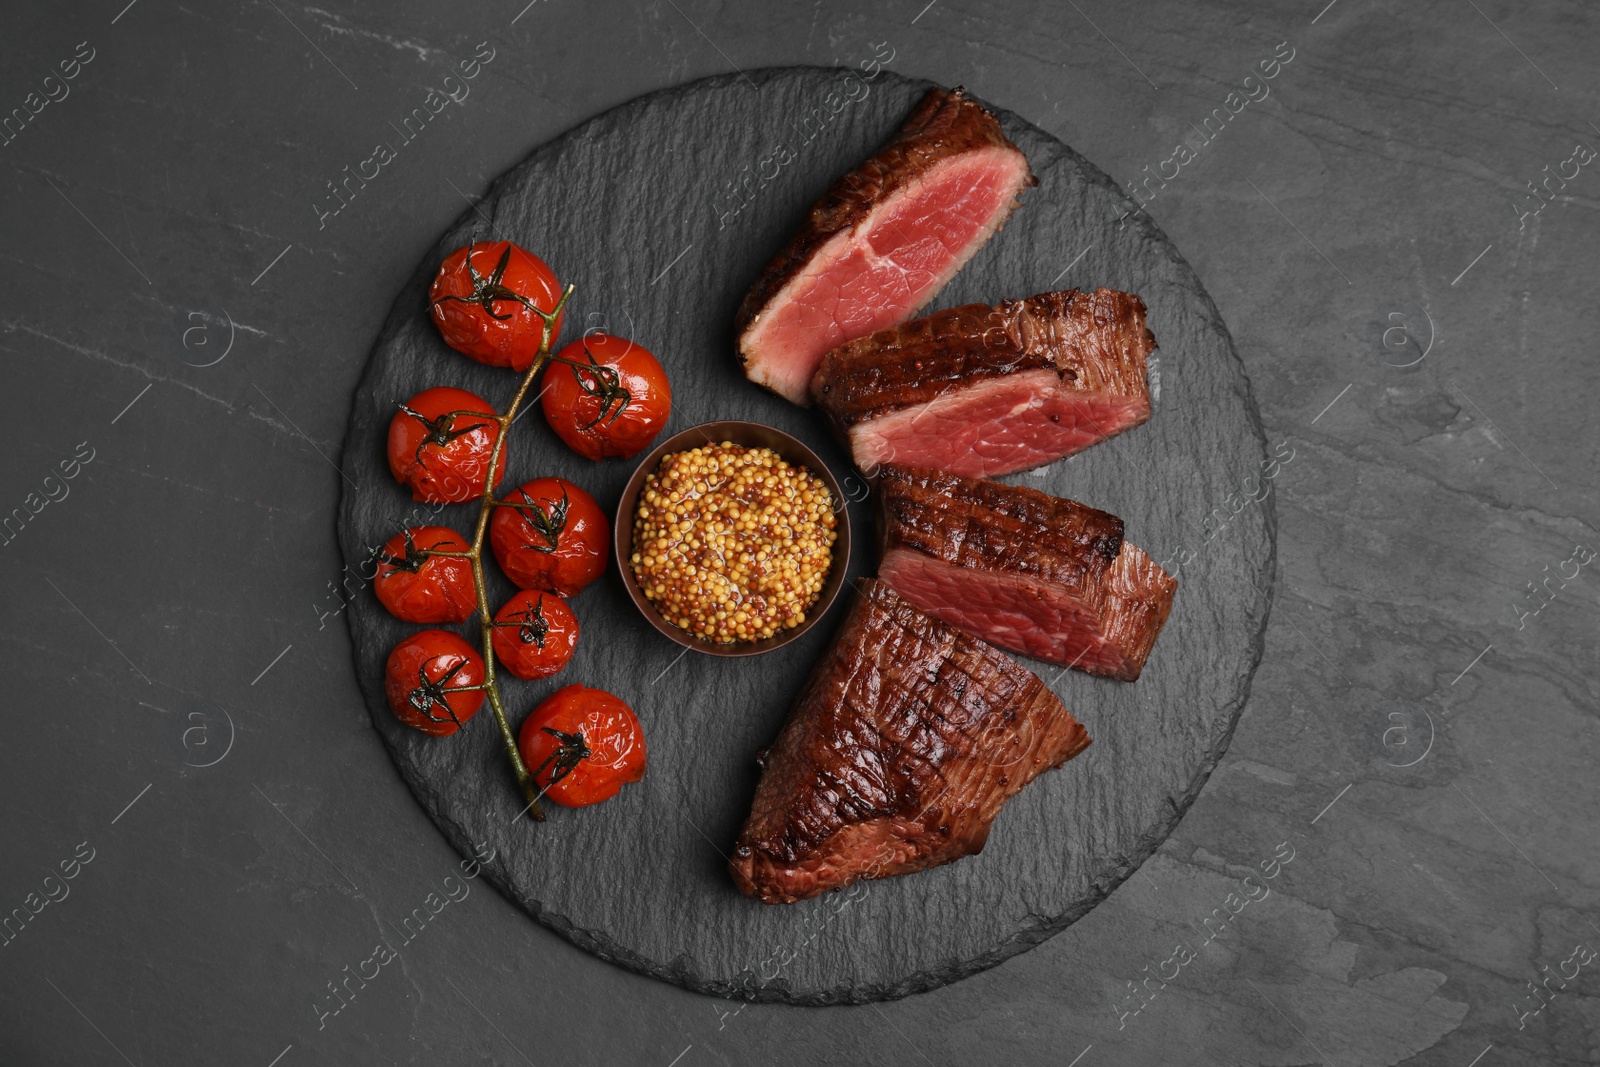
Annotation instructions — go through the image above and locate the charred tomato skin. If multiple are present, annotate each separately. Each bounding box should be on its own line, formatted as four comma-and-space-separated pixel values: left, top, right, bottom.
488, 477, 609, 596
429, 242, 565, 371
517, 684, 646, 807
491, 590, 580, 680
373, 526, 477, 624
541, 333, 673, 460
384, 630, 485, 737
387, 386, 506, 504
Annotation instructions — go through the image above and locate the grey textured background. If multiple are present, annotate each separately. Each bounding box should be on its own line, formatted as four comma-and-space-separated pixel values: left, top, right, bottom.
0, 1, 1595, 1064
336, 66, 1271, 1004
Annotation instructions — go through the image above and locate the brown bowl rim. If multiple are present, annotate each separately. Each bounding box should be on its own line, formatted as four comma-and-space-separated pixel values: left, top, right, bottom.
612, 420, 853, 658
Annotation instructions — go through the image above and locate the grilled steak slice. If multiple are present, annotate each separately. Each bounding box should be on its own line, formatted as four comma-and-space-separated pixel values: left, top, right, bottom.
875, 465, 1177, 681
729, 579, 1090, 905
735, 87, 1034, 406
811, 288, 1154, 478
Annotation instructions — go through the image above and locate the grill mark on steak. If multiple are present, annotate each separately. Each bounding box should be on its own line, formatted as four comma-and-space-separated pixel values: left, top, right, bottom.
875, 465, 1178, 681
810, 288, 1155, 477
812, 288, 1153, 427
729, 579, 1091, 905
875, 463, 1124, 595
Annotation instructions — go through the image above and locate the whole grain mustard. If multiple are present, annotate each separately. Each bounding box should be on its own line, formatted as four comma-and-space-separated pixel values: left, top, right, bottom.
631, 442, 837, 643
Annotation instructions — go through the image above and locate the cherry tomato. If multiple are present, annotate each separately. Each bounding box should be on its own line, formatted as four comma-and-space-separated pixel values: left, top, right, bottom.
541, 333, 672, 460
490, 591, 579, 680
372, 526, 477, 624
387, 386, 505, 504
517, 684, 646, 807
429, 241, 565, 371
384, 630, 485, 737
489, 477, 609, 596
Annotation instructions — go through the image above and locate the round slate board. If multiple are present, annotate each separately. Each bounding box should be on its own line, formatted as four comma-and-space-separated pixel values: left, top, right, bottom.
337, 67, 1274, 1004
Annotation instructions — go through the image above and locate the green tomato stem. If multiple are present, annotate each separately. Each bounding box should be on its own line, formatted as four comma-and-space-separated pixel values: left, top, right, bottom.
462, 283, 575, 824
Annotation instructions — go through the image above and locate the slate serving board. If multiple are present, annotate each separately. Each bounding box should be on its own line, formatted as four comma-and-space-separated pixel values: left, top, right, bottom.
336, 67, 1274, 1004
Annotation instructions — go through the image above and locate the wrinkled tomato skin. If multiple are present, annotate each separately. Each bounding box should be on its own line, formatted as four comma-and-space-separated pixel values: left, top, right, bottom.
387, 386, 505, 504
373, 526, 477, 624
429, 242, 564, 372
517, 684, 646, 807
488, 477, 609, 596
384, 630, 485, 737
541, 333, 672, 461
491, 591, 580, 680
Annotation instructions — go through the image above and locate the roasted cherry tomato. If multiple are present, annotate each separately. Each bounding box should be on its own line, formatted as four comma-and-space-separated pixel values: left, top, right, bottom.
384, 630, 485, 737
387, 386, 505, 504
489, 477, 609, 596
372, 526, 477, 624
541, 333, 672, 460
517, 684, 646, 807
490, 591, 579, 680
429, 241, 565, 371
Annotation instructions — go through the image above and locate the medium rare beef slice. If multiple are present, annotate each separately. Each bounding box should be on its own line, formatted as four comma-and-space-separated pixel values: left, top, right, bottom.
735, 87, 1035, 406
811, 288, 1154, 478
729, 579, 1091, 905
875, 465, 1177, 681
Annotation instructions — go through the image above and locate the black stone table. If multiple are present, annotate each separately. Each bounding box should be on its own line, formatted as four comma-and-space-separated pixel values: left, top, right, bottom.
2, 2, 1595, 1064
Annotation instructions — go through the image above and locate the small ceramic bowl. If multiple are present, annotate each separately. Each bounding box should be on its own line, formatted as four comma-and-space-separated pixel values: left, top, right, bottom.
613, 421, 853, 657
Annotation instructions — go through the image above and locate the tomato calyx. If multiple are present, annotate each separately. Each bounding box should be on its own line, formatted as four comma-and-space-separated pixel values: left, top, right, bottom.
407, 659, 475, 730
492, 596, 550, 648
430, 243, 546, 322
550, 345, 633, 428
398, 403, 497, 470
499, 486, 570, 553
376, 528, 433, 574
530, 726, 591, 792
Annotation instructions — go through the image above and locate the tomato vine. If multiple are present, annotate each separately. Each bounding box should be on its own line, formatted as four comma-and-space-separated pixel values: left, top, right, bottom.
420, 281, 575, 821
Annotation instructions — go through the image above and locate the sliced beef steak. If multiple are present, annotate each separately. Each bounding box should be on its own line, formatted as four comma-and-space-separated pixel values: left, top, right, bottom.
729, 579, 1090, 905
811, 288, 1154, 478
735, 87, 1034, 406
875, 465, 1177, 681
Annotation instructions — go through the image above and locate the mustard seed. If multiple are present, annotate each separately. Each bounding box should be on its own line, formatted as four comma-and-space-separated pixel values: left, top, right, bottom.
631, 443, 837, 644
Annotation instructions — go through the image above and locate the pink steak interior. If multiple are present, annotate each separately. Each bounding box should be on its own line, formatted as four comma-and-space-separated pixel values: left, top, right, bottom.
742, 147, 1030, 405
880, 541, 1174, 682
851, 369, 1152, 479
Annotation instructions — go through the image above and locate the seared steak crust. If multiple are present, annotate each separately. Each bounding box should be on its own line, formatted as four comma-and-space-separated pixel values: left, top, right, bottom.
812, 288, 1154, 429
876, 464, 1124, 593
729, 580, 1091, 905
734, 87, 1034, 364
875, 465, 1177, 681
